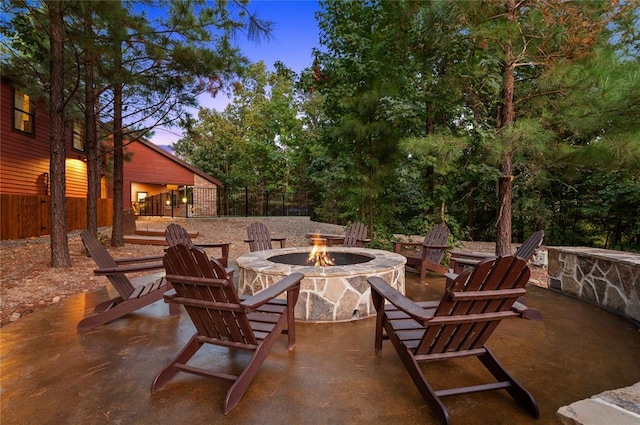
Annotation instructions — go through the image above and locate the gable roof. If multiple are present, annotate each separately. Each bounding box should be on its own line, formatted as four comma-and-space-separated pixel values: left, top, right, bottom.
135, 138, 223, 187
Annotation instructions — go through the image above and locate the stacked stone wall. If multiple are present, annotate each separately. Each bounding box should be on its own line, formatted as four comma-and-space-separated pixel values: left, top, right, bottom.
548, 247, 640, 325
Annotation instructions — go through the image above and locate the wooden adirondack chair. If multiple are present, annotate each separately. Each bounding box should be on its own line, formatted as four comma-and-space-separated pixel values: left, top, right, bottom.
368, 255, 540, 425
78, 231, 179, 332
448, 230, 545, 275
338, 222, 371, 247
151, 243, 303, 414
245, 222, 286, 252
305, 222, 371, 247
165, 223, 231, 267
393, 223, 451, 284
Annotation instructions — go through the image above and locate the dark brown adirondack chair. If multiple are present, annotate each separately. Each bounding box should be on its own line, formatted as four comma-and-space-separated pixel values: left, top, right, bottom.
448, 230, 545, 275
78, 230, 178, 332
368, 255, 540, 425
165, 223, 231, 267
152, 243, 303, 414
393, 223, 451, 284
245, 222, 286, 252
338, 222, 371, 247
306, 222, 371, 247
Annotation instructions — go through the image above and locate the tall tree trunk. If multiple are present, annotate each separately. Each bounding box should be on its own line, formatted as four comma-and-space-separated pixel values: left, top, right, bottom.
48, 0, 71, 267
495, 0, 517, 256
111, 85, 124, 246
85, 5, 99, 236
111, 22, 124, 247
425, 102, 434, 135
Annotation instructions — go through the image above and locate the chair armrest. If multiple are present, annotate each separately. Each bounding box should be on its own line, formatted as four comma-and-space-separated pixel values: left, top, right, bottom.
422, 244, 451, 250
368, 277, 433, 323
394, 241, 422, 248
393, 241, 420, 253
450, 251, 494, 260
241, 272, 303, 309
195, 243, 230, 261
511, 300, 543, 321
114, 254, 165, 265
444, 271, 459, 281
325, 235, 345, 242
272, 237, 286, 248
195, 242, 230, 248
306, 233, 344, 240
163, 289, 177, 302
94, 261, 165, 275
449, 251, 493, 270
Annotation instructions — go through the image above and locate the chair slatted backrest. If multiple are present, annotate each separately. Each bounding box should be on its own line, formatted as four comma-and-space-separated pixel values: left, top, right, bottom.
165, 223, 194, 248
343, 222, 368, 247
420, 223, 450, 265
81, 231, 135, 299
246, 222, 273, 252
163, 244, 257, 345
514, 230, 544, 262
416, 256, 529, 356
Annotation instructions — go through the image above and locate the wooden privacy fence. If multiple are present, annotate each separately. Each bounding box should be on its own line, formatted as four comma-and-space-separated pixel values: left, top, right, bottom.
0, 194, 113, 240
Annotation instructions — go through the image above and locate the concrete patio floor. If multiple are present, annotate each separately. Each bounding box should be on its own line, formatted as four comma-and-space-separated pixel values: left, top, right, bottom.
2, 271, 639, 425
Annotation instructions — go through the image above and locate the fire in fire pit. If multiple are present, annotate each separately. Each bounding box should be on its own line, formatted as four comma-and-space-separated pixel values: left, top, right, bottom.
268, 252, 374, 267
308, 241, 334, 266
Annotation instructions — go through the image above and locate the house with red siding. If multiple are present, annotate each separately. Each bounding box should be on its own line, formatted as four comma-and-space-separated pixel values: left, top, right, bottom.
122, 138, 222, 218
0, 77, 92, 198
0, 77, 222, 239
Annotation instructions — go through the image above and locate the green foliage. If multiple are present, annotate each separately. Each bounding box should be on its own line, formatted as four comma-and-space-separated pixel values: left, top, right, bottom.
310, 0, 639, 251
4, 0, 638, 253
173, 61, 308, 192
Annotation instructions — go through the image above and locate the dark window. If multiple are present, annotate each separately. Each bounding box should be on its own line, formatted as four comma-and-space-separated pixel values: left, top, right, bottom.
13, 89, 34, 135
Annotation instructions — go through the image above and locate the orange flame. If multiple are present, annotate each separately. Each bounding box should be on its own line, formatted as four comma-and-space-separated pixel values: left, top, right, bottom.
308, 235, 335, 266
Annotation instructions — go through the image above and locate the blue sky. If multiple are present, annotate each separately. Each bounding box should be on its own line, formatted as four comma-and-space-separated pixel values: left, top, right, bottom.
151, 0, 321, 146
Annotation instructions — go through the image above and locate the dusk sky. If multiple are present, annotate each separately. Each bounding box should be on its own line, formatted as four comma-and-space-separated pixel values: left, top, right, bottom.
151, 0, 322, 147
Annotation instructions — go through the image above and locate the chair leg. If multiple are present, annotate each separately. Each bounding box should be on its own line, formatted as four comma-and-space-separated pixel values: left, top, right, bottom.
223, 317, 288, 414
151, 334, 203, 393
286, 288, 300, 350
420, 263, 427, 284
478, 347, 539, 419
371, 290, 385, 355
78, 296, 155, 332
384, 320, 450, 425
93, 296, 123, 313
79, 287, 174, 332
168, 302, 181, 316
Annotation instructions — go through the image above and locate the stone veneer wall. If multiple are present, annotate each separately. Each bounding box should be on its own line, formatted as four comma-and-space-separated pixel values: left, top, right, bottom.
548, 247, 640, 325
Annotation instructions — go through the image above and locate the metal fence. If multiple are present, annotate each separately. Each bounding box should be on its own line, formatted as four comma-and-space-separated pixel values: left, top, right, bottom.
136, 187, 309, 218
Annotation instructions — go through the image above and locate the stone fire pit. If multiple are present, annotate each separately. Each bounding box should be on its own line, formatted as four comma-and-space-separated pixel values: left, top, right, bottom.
237, 247, 406, 322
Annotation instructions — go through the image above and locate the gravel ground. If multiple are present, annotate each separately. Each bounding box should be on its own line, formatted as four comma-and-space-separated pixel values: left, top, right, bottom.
0, 216, 547, 326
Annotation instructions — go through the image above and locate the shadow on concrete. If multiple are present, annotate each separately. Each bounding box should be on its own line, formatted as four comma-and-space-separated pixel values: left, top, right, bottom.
2, 272, 639, 424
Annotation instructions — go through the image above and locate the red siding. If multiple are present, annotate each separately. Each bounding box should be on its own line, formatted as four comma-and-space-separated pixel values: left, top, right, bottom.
0, 80, 88, 198
1, 79, 215, 209
123, 140, 194, 207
